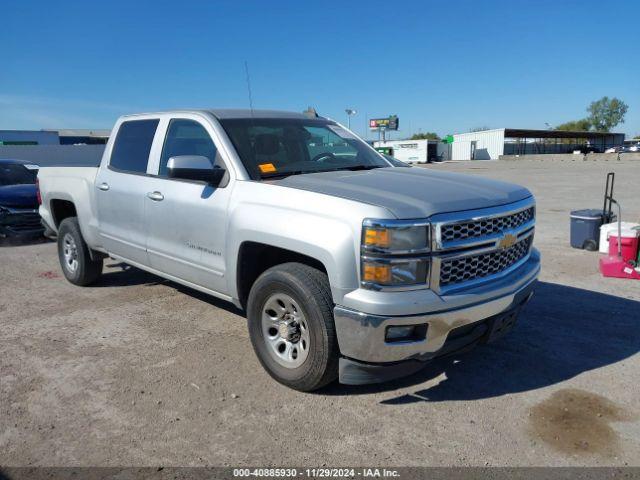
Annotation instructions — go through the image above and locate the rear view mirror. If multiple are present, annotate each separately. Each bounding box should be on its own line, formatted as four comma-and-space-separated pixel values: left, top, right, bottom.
166, 155, 226, 186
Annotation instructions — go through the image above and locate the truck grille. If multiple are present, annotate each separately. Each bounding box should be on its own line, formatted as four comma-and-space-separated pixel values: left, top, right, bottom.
439, 236, 533, 287
431, 199, 535, 292
440, 206, 534, 243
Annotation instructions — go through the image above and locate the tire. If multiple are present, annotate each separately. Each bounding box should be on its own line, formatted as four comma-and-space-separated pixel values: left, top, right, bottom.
57, 217, 103, 286
247, 262, 339, 391
583, 239, 598, 252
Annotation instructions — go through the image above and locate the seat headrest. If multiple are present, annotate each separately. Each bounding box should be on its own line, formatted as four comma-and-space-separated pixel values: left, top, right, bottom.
253, 134, 280, 156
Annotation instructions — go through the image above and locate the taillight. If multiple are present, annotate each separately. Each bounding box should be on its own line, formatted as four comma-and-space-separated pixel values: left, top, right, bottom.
36, 178, 42, 205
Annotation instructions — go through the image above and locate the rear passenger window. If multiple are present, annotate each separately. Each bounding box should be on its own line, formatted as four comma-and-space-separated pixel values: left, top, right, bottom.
159, 119, 217, 176
110, 119, 159, 173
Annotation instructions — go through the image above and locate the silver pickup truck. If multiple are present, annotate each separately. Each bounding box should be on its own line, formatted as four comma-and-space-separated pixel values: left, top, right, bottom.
38, 109, 540, 391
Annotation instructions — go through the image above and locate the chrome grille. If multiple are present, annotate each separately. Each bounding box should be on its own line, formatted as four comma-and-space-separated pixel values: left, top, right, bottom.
440, 207, 534, 243
439, 236, 533, 287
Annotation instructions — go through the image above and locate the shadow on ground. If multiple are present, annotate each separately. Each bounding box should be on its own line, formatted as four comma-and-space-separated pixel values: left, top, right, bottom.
95, 263, 243, 316
323, 281, 640, 402
87, 266, 640, 401
0, 236, 52, 247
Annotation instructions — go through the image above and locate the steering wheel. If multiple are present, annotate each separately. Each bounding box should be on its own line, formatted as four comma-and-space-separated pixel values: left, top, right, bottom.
311, 152, 338, 163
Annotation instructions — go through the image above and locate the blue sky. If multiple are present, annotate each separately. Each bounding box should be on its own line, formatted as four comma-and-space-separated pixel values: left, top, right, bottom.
2, 0, 639, 138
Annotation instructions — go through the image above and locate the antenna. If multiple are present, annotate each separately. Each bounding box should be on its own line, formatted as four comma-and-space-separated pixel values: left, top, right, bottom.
244, 61, 254, 116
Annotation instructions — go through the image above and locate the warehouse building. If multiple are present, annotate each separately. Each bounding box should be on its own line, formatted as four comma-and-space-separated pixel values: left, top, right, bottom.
451, 128, 625, 160
0, 130, 60, 145
0, 129, 109, 145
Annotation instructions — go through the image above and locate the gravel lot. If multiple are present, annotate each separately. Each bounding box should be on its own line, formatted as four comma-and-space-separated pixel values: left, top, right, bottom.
1, 158, 639, 467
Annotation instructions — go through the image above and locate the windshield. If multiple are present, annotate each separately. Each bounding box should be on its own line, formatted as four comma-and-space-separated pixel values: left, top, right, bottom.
219, 118, 390, 179
0, 164, 37, 186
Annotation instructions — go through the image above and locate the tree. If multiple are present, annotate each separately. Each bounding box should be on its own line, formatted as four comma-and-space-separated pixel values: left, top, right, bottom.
587, 96, 628, 132
470, 126, 491, 132
555, 119, 592, 131
410, 132, 440, 141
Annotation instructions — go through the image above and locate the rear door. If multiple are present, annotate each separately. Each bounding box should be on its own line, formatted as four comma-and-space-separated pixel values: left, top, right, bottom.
95, 118, 161, 266
144, 115, 234, 295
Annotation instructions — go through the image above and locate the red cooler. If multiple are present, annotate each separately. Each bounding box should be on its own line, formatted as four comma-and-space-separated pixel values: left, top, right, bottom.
608, 234, 640, 262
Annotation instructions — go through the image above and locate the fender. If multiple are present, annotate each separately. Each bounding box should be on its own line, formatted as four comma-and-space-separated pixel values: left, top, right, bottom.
226, 202, 360, 304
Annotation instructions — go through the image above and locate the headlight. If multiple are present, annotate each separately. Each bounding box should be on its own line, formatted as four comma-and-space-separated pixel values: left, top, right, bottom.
362, 220, 429, 254
361, 219, 431, 289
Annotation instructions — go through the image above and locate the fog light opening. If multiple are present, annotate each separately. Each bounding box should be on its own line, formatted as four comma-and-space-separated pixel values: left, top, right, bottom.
385, 324, 427, 343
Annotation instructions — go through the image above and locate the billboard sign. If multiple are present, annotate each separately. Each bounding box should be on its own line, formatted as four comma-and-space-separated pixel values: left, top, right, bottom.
369, 115, 399, 131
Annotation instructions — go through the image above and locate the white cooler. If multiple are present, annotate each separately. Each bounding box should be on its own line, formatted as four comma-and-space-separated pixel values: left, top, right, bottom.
599, 222, 640, 253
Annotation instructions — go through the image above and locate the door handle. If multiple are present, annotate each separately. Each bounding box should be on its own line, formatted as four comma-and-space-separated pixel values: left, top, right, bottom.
98, 182, 110, 191
146, 191, 164, 201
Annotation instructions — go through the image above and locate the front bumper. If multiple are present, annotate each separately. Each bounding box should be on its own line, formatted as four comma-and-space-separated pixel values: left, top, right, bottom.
0, 207, 44, 238
334, 249, 539, 370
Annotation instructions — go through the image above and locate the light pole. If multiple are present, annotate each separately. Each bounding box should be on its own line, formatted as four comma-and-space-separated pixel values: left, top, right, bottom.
345, 109, 357, 130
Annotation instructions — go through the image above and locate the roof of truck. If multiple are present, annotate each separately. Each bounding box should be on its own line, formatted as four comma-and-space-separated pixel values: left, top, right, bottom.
205, 109, 312, 120
119, 109, 327, 122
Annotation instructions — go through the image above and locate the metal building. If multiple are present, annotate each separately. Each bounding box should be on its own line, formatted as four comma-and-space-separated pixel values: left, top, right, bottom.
0, 129, 110, 146
0, 130, 60, 145
451, 128, 625, 160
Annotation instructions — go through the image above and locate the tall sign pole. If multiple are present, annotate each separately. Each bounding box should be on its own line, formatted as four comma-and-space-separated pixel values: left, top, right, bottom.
345, 109, 357, 130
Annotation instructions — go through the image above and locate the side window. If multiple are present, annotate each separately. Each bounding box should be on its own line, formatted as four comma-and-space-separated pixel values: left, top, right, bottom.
110, 119, 159, 173
159, 119, 217, 176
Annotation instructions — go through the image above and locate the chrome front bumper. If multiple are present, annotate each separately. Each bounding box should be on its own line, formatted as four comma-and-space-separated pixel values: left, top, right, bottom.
334, 250, 540, 364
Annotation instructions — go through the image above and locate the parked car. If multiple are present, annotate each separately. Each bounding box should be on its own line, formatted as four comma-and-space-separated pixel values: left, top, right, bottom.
604, 146, 623, 153
0, 159, 44, 239
37, 109, 540, 391
623, 142, 640, 152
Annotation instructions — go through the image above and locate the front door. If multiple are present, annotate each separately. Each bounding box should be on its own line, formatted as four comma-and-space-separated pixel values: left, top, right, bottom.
145, 118, 233, 295
95, 118, 160, 266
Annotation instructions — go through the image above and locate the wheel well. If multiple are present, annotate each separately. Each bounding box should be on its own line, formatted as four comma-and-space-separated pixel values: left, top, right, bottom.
50, 199, 77, 228
236, 242, 328, 309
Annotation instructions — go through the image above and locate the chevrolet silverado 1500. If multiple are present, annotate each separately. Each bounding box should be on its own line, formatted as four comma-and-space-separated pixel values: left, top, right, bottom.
38, 109, 540, 391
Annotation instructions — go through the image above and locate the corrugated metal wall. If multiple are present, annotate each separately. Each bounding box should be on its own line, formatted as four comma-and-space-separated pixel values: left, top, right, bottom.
451, 129, 505, 160
0, 130, 60, 145
0, 145, 105, 167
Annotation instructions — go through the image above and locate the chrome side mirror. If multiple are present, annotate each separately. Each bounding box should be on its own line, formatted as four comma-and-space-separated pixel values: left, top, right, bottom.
166, 155, 225, 185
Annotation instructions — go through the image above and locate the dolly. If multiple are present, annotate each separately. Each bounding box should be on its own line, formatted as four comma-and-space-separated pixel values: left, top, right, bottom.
599, 198, 640, 280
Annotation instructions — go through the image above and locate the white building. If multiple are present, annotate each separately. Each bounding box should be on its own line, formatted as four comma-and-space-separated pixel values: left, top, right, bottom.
451, 129, 505, 160
451, 128, 625, 160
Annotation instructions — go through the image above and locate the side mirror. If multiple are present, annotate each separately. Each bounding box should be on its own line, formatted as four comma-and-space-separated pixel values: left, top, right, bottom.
166, 155, 226, 186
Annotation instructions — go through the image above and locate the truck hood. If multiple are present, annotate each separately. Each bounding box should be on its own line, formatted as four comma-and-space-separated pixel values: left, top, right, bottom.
276, 167, 532, 218
0, 184, 39, 209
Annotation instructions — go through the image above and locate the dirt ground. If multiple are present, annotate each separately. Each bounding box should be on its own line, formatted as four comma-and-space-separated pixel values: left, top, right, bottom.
1, 158, 639, 467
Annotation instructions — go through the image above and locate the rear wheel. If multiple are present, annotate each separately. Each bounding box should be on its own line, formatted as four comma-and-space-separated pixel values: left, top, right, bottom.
247, 262, 339, 391
57, 217, 103, 286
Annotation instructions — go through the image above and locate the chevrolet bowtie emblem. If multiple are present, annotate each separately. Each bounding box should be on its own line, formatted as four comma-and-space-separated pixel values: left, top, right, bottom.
498, 233, 517, 250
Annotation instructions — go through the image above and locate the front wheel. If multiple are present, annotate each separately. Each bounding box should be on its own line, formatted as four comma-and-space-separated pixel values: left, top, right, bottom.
247, 263, 339, 391
57, 217, 103, 286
